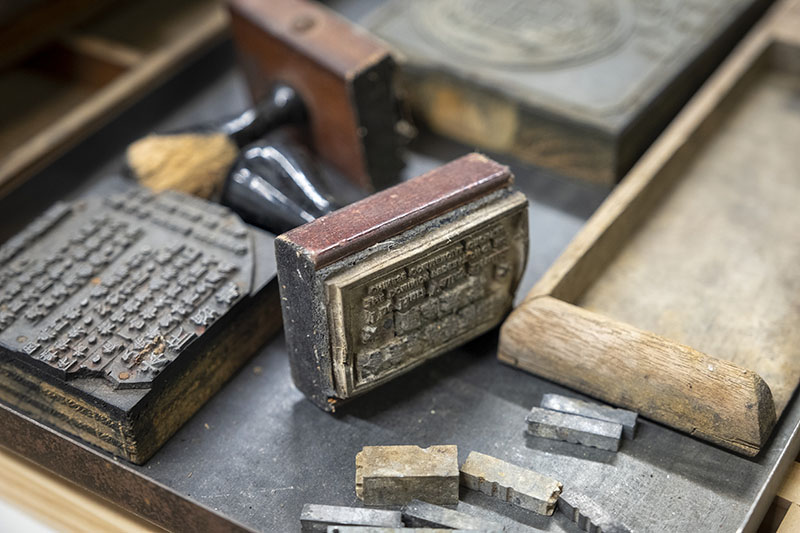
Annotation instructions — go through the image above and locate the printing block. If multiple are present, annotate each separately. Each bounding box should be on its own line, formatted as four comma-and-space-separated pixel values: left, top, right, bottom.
0, 188, 280, 463
276, 153, 528, 410
365, 0, 770, 184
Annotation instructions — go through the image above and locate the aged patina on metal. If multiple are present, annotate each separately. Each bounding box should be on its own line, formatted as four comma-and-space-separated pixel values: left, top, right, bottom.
460, 451, 562, 516
526, 406, 624, 451
0, 188, 280, 464
365, 0, 770, 184
300, 504, 403, 532
402, 500, 503, 530
355, 445, 460, 506
276, 153, 529, 411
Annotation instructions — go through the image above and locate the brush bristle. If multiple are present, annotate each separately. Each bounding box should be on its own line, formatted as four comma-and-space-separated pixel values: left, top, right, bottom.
126, 133, 239, 199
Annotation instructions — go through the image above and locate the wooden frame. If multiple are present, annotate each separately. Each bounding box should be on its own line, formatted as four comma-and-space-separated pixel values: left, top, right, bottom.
0, 0, 229, 199
499, 0, 800, 457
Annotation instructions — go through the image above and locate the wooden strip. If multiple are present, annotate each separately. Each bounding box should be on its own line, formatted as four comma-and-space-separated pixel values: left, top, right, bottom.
777, 462, 800, 505
0, 0, 117, 70
498, 296, 775, 456
0, 447, 162, 533
62, 34, 144, 68
778, 504, 800, 533
526, 2, 777, 305
0, 0, 228, 198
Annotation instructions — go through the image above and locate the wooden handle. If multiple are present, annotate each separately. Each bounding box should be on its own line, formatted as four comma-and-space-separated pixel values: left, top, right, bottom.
498, 296, 776, 456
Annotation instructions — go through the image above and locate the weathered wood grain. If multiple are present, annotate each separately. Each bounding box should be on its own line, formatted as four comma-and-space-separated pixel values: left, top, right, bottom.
500, 296, 775, 456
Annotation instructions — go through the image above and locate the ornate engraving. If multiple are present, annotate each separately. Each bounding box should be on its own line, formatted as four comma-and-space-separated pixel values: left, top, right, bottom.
326, 195, 527, 396
411, 0, 632, 69
0, 189, 254, 390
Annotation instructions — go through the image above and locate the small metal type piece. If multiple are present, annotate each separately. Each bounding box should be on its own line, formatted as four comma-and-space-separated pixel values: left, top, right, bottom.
541, 393, 638, 439
300, 504, 403, 532
402, 499, 504, 530
0, 188, 280, 463
558, 489, 632, 533
327, 526, 502, 533
355, 445, 459, 506
459, 451, 562, 516
277, 153, 529, 411
526, 406, 623, 451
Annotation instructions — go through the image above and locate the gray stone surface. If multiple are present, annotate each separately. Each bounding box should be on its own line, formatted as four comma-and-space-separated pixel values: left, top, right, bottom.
402, 499, 504, 530
526, 407, 623, 451
460, 452, 562, 516
541, 394, 638, 439
300, 504, 403, 532
356, 445, 459, 506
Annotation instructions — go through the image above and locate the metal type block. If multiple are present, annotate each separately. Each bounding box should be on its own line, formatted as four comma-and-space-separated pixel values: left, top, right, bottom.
365, 0, 770, 184
327, 526, 502, 533
300, 504, 403, 532
355, 445, 459, 506
276, 153, 528, 411
541, 393, 638, 439
459, 451, 562, 515
526, 406, 623, 451
0, 187, 280, 463
558, 489, 632, 533
402, 499, 504, 530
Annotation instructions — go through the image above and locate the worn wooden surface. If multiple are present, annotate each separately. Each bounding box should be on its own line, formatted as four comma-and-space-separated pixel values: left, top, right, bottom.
499, 0, 800, 456
0, 447, 163, 533
0, 0, 228, 199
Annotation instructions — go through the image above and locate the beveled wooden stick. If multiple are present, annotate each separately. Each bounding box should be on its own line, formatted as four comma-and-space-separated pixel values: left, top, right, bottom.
498, 296, 775, 456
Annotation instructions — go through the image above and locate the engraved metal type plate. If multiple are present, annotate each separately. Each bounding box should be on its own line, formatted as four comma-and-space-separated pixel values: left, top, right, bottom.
326, 195, 526, 398
0, 187, 278, 463
366, 0, 766, 184
0, 189, 251, 388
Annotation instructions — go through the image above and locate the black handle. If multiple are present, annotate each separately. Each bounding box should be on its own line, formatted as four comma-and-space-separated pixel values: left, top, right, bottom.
169, 83, 307, 148
220, 132, 339, 235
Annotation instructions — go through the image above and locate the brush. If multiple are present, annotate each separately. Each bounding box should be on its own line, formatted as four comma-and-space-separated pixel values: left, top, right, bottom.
125, 83, 306, 198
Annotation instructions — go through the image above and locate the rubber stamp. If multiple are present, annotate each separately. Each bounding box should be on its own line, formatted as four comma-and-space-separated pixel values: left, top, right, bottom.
276, 153, 528, 410
541, 393, 637, 439
526, 406, 623, 452
0, 188, 280, 463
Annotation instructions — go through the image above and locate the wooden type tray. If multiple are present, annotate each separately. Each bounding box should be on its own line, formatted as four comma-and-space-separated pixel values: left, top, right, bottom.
499, 0, 800, 457
1, 4, 799, 531
0, 0, 228, 199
